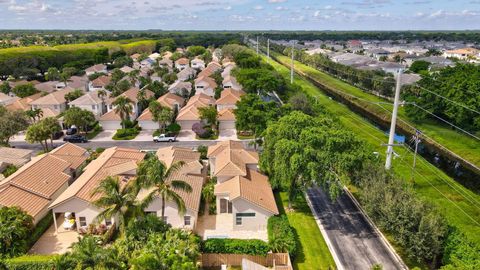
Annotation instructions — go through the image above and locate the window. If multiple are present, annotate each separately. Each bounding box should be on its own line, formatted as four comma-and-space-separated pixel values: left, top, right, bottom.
92, 105, 96, 110
79, 217, 87, 227
197, 85, 204, 89
235, 213, 255, 226
105, 218, 112, 226
184, 216, 191, 226
220, 199, 233, 214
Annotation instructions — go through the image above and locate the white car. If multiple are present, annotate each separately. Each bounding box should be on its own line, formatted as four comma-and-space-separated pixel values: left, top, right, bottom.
153, 134, 176, 142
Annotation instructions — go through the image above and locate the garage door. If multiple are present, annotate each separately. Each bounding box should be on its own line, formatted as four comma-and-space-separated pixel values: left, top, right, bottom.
178, 120, 197, 131
100, 121, 121, 130
138, 121, 158, 130
219, 120, 235, 130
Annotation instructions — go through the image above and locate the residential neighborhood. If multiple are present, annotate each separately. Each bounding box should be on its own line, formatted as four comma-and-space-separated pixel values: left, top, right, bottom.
1, 3, 480, 270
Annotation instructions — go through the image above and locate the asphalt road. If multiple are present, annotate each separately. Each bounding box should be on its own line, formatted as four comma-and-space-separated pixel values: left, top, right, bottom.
306, 187, 404, 270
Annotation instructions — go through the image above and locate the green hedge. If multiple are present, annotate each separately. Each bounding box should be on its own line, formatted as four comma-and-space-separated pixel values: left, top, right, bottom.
112, 127, 140, 140
4, 255, 58, 270
201, 239, 270, 256
27, 212, 53, 249
267, 215, 297, 257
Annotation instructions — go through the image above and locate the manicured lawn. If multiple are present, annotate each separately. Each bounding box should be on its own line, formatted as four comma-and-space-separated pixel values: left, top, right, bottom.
275, 192, 336, 270
265, 54, 480, 250
273, 53, 480, 170
112, 127, 140, 140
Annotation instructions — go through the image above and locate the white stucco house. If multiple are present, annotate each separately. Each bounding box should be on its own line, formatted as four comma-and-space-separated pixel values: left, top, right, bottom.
69, 90, 110, 118
137, 93, 185, 130
194, 76, 217, 97
191, 58, 205, 70
175, 58, 189, 71
176, 93, 215, 131
85, 64, 107, 76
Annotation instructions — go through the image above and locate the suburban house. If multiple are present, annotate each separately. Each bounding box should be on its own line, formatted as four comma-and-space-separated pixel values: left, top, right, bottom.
176, 93, 215, 130
221, 62, 236, 78
216, 88, 245, 111
194, 76, 217, 97
49, 147, 145, 232
368, 48, 391, 60
140, 58, 155, 69
168, 81, 192, 96
88, 75, 111, 92
443, 48, 479, 60
137, 93, 185, 130
175, 58, 190, 71
0, 143, 88, 224
149, 52, 161, 60
106, 87, 155, 117
0, 147, 33, 172
34, 81, 59, 93
218, 108, 236, 130
222, 75, 243, 91
5, 92, 43, 111
207, 140, 259, 183
99, 110, 134, 130
130, 53, 141, 62
120, 66, 135, 74
30, 88, 76, 118
85, 64, 107, 76
139, 146, 204, 229
158, 58, 173, 68
191, 58, 205, 70
177, 66, 196, 81
207, 141, 278, 232
65, 76, 89, 92
69, 90, 110, 118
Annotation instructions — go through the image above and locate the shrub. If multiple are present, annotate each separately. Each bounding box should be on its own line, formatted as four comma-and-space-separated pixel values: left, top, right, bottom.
4, 255, 58, 270
197, 145, 208, 159
267, 215, 297, 256
201, 238, 270, 256
2, 164, 18, 177
192, 122, 213, 139
27, 212, 53, 249
166, 122, 181, 135
0, 207, 34, 258
112, 127, 140, 140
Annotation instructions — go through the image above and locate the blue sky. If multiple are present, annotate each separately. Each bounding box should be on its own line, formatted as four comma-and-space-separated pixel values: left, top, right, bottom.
0, 0, 479, 30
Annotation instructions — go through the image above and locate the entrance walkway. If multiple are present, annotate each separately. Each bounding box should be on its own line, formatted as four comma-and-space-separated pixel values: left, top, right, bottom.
29, 215, 80, 255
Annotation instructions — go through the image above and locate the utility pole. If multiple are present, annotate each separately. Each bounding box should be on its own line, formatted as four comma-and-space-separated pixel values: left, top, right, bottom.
256, 36, 259, 54
411, 129, 421, 183
385, 69, 403, 170
267, 38, 270, 62
290, 40, 295, 84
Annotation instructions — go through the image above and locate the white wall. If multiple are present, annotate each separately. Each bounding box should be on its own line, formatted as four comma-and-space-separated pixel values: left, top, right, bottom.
73, 104, 104, 117
232, 198, 271, 231
144, 197, 197, 230
138, 120, 159, 130
100, 120, 122, 130
219, 120, 235, 130
52, 198, 111, 231
177, 120, 197, 131
217, 104, 236, 111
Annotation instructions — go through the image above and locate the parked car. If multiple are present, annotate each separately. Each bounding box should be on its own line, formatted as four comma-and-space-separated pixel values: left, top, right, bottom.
52, 131, 64, 140
63, 134, 88, 143
153, 134, 177, 142
66, 127, 78, 135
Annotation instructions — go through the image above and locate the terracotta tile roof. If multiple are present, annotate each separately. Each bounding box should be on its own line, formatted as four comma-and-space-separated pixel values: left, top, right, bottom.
195, 76, 217, 89
5, 92, 43, 111
99, 110, 134, 121
30, 88, 75, 106
176, 94, 215, 121
216, 88, 244, 105
86, 64, 107, 73
91, 75, 111, 87
50, 147, 145, 207
197, 68, 214, 78
137, 108, 153, 121
156, 146, 201, 168
215, 169, 278, 214
117, 87, 155, 104
50, 143, 88, 170
69, 91, 108, 106
207, 140, 244, 157
0, 186, 50, 218
218, 108, 236, 121
34, 81, 57, 93
207, 141, 258, 177
39, 108, 60, 119
158, 93, 185, 109
175, 58, 189, 65
207, 61, 222, 71
168, 81, 192, 92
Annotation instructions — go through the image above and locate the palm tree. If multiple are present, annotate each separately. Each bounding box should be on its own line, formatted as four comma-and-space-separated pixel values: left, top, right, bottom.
91, 176, 143, 235
97, 89, 108, 114
69, 236, 122, 269
128, 69, 140, 86
25, 108, 43, 123
137, 156, 192, 219
113, 96, 133, 129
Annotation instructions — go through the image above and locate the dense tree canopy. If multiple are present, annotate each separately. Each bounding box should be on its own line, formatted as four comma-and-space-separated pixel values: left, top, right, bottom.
63, 107, 96, 133
0, 106, 29, 146
0, 206, 34, 259
11, 83, 38, 98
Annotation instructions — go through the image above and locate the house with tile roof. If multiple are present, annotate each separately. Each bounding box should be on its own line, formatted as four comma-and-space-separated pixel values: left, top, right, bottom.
175, 57, 190, 71
177, 66, 196, 81
88, 75, 111, 92
5, 92, 43, 111
216, 88, 245, 111
30, 88, 76, 118
206, 141, 277, 232
218, 108, 236, 130
191, 58, 205, 70
69, 90, 110, 118
85, 64, 107, 76
222, 75, 243, 91
106, 87, 155, 118
137, 93, 185, 130
168, 81, 192, 96
194, 76, 217, 97
0, 92, 18, 106
49, 147, 145, 232
0, 147, 33, 172
0, 143, 88, 223
138, 146, 204, 229
176, 93, 215, 131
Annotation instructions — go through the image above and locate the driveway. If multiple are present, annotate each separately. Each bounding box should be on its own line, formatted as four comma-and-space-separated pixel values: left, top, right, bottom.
176, 130, 196, 141
133, 130, 154, 142
29, 215, 79, 255
306, 187, 406, 270
90, 130, 115, 142
218, 129, 237, 141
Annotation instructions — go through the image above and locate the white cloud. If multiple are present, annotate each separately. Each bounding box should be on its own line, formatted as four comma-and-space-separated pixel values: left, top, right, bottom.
275, 6, 288, 10
253, 5, 264, 10
268, 0, 286, 3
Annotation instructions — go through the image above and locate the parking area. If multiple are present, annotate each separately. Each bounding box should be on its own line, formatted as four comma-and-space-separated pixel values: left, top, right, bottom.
132, 129, 154, 141
29, 215, 80, 255
218, 129, 237, 141
176, 130, 196, 141
90, 130, 115, 142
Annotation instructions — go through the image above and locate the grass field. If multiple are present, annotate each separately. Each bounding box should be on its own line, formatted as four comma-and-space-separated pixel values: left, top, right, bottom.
275, 192, 336, 270
263, 54, 480, 256
273, 53, 480, 170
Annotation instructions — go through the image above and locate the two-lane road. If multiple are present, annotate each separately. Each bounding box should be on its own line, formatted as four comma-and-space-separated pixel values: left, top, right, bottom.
307, 187, 405, 270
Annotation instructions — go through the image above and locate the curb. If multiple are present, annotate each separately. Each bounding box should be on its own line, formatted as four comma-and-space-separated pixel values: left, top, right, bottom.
304, 189, 344, 270
342, 187, 408, 270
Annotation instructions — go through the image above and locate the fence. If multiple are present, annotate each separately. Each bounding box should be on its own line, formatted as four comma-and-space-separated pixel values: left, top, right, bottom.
200, 253, 292, 269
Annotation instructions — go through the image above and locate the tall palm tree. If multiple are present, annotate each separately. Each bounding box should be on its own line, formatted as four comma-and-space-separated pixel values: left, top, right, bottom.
97, 89, 108, 114
137, 156, 192, 219
25, 108, 43, 123
128, 69, 140, 86
91, 176, 142, 235
69, 236, 122, 269
113, 96, 133, 129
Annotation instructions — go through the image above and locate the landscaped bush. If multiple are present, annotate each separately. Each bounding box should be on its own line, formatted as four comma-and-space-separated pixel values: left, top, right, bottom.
197, 145, 208, 160
192, 122, 213, 139
4, 255, 58, 270
201, 238, 270, 256
112, 127, 140, 140
27, 212, 53, 249
166, 122, 181, 135
0, 207, 34, 259
2, 164, 18, 177
267, 215, 297, 256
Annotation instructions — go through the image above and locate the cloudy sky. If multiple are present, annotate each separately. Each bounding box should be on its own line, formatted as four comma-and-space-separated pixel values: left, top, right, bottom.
0, 0, 479, 30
